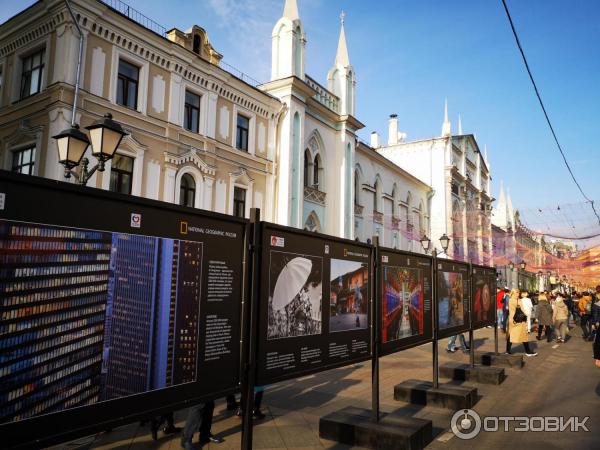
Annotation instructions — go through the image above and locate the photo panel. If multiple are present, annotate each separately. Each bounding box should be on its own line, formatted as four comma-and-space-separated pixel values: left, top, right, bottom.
0, 172, 245, 448
257, 224, 372, 385
435, 259, 470, 339
471, 265, 497, 329
379, 250, 433, 356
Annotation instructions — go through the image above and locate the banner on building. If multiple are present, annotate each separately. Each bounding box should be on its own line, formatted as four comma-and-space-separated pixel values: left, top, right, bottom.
435, 259, 471, 339
379, 248, 433, 356
0, 171, 245, 448
256, 224, 372, 385
471, 265, 497, 329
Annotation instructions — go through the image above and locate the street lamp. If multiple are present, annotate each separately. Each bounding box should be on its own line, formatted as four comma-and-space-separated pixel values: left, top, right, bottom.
439, 233, 450, 253
509, 261, 515, 271
53, 113, 127, 185
520, 260, 526, 271
420, 235, 431, 254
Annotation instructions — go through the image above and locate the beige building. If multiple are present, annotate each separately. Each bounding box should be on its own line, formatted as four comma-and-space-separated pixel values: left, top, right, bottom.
0, 0, 282, 220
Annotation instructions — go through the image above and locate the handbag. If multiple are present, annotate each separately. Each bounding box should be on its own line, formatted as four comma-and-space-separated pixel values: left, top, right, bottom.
513, 299, 527, 324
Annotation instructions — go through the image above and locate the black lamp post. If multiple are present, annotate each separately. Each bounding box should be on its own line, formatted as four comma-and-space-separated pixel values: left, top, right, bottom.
520, 260, 526, 271
53, 113, 127, 185
420, 235, 431, 254
439, 233, 450, 253
509, 261, 515, 271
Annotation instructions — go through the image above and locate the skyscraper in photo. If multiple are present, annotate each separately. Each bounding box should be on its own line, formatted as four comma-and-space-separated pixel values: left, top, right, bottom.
101, 233, 159, 400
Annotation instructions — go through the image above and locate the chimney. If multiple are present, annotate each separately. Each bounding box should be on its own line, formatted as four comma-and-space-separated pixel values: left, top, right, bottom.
388, 114, 398, 145
370, 131, 380, 148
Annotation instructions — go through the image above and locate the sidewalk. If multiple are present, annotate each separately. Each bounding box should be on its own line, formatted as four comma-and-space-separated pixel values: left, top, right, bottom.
49, 326, 600, 450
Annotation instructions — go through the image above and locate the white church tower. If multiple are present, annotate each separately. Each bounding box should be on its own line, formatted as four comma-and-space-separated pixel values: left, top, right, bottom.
327, 12, 356, 116
271, 0, 305, 80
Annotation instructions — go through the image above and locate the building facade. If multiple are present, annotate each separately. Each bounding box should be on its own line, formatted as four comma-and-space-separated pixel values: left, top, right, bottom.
260, 0, 432, 249
0, 0, 282, 221
375, 104, 493, 261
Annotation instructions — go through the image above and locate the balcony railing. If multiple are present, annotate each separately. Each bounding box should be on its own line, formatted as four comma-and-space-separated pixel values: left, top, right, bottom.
373, 210, 384, 225
354, 204, 364, 217
304, 186, 326, 205
305, 75, 340, 113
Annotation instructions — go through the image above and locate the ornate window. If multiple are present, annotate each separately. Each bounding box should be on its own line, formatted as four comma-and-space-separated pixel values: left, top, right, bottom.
117, 59, 139, 109
109, 154, 134, 195
236, 114, 249, 151
193, 34, 201, 54
11, 146, 35, 175
233, 187, 246, 218
184, 91, 201, 133
179, 174, 196, 208
313, 155, 320, 187
20, 48, 45, 99
304, 150, 310, 187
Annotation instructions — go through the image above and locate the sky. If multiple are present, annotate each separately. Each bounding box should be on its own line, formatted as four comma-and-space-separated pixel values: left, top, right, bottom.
2, 0, 599, 228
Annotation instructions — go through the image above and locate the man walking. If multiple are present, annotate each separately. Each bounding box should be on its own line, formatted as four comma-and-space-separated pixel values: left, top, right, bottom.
181, 400, 223, 450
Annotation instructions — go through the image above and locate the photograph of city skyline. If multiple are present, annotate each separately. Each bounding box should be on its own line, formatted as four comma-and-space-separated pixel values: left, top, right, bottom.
0, 219, 203, 424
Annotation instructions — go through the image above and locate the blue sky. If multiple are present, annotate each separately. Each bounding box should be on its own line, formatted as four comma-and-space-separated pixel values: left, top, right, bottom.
2, 0, 599, 216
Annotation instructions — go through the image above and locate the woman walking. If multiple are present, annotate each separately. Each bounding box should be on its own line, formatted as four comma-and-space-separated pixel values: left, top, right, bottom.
553, 295, 570, 343
536, 293, 553, 342
506, 288, 538, 356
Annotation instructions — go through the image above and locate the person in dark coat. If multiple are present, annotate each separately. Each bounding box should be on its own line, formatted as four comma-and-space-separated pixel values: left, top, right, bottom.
591, 286, 600, 341
536, 293, 554, 342
594, 324, 600, 368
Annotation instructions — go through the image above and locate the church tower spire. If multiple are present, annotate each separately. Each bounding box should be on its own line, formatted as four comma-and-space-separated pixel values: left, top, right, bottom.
457, 114, 463, 135
328, 11, 355, 116
335, 11, 350, 66
271, 0, 305, 80
442, 98, 451, 136
283, 0, 299, 20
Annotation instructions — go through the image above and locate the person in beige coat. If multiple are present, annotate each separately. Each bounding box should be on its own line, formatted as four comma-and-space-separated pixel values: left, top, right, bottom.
553, 296, 570, 343
506, 288, 538, 356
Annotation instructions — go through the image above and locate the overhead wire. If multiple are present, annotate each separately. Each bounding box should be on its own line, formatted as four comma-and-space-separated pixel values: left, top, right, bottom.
500, 0, 600, 227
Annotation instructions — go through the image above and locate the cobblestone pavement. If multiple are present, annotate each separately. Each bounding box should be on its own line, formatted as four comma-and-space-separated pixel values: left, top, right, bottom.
48, 326, 600, 450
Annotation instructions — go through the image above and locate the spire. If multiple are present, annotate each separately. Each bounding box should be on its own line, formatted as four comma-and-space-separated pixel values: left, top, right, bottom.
492, 181, 508, 230
483, 144, 489, 165
283, 0, 299, 20
442, 98, 451, 136
335, 11, 350, 66
458, 114, 463, 135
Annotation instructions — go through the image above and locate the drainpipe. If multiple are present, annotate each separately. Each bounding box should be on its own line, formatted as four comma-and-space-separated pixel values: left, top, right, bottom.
65, 0, 83, 127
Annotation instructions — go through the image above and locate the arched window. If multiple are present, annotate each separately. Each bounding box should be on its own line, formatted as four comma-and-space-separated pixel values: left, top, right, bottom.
374, 178, 382, 212
193, 34, 201, 54
313, 155, 320, 187
354, 170, 360, 205
304, 149, 310, 187
179, 174, 196, 207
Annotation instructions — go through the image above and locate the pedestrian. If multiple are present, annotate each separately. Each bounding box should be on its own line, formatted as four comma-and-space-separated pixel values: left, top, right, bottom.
590, 285, 600, 342
536, 292, 553, 342
563, 291, 574, 328
506, 288, 537, 356
520, 290, 534, 334
501, 288, 510, 333
594, 327, 600, 368
496, 287, 505, 330
150, 412, 180, 441
552, 295, 569, 343
180, 400, 223, 450
446, 333, 470, 354
236, 385, 267, 420
578, 292, 593, 340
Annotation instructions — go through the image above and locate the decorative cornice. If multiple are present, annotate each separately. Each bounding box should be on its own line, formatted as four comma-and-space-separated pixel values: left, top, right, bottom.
164, 147, 216, 176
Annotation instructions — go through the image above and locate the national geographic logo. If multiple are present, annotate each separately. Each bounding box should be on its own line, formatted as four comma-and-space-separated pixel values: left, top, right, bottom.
180, 221, 188, 234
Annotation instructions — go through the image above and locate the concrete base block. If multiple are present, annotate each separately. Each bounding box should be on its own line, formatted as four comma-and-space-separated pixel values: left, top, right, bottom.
439, 363, 505, 385
393, 379, 478, 410
319, 406, 432, 450
474, 351, 524, 368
